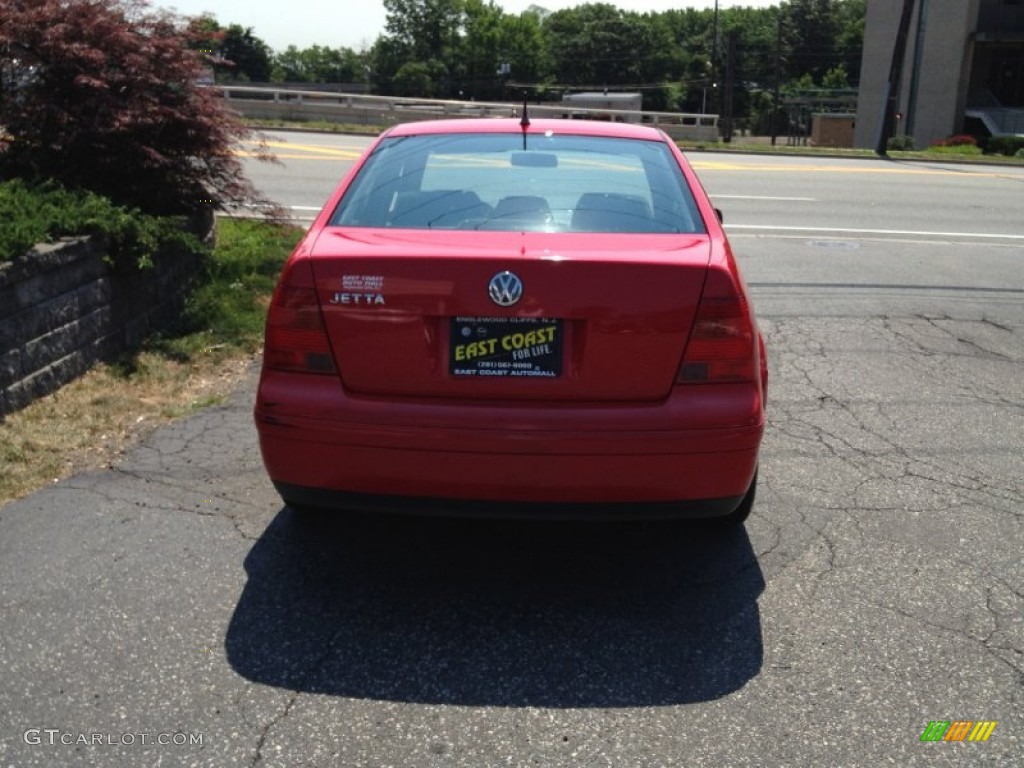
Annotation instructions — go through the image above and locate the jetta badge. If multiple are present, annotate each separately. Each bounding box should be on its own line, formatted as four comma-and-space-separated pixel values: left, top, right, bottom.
488, 271, 523, 307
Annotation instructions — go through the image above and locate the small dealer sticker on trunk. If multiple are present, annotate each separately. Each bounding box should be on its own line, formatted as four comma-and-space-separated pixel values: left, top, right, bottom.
450, 317, 562, 378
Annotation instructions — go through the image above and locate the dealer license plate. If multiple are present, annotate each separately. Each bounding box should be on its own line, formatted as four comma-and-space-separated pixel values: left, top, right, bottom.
450, 317, 562, 378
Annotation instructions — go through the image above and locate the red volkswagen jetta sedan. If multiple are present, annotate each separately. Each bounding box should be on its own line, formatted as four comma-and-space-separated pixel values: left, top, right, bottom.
254, 117, 767, 524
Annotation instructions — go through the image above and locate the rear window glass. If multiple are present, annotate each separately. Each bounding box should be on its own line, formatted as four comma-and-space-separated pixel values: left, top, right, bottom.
330, 132, 706, 234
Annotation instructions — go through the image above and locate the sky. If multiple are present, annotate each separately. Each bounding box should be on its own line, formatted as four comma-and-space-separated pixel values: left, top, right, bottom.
153, 1, 779, 53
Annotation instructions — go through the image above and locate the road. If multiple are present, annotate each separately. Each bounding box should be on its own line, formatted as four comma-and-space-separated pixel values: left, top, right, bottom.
1, 132, 1021, 766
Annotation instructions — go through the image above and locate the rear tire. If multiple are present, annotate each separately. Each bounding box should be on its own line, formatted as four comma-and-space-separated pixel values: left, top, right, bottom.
716, 469, 757, 527
282, 497, 324, 517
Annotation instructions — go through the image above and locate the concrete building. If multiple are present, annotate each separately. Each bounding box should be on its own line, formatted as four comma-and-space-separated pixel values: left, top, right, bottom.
854, 0, 1024, 150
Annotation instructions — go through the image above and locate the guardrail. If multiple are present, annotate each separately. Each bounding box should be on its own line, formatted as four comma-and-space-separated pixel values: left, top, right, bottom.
214, 86, 721, 141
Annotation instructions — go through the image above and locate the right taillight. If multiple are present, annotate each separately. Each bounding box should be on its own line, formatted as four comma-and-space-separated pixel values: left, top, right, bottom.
677, 268, 757, 384
264, 258, 336, 375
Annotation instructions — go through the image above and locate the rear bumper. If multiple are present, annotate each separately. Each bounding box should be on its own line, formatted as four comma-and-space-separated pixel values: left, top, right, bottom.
255, 371, 763, 517
271, 482, 748, 520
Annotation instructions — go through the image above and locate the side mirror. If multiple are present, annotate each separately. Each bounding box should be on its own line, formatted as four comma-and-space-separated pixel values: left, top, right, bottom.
714, 208, 724, 224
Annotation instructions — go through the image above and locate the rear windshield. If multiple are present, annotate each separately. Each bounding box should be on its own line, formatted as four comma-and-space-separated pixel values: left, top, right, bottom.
329, 132, 706, 234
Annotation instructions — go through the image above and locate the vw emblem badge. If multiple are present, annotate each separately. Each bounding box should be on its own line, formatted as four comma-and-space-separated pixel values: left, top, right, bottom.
488, 271, 523, 307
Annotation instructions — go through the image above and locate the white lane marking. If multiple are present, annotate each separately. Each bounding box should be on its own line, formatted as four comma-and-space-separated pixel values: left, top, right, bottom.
714, 195, 816, 201
290, 206, 322, 211
727, 224, 1024, 241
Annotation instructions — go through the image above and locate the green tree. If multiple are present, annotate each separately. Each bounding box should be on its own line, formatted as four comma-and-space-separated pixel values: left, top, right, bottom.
543, 4, 653, 88
366, 36, 406, 95
835, 0, 867, 82
783, 0, 842, 83
457, 0, 503, 98
377, 0, 464, 96
494, 10, 551, 95
384, 0, 463, 62
271, 45, 366, 83
221, 24, 272, 82
394, 59, 448, 97
653, 8, 718, 112
365, 0, 866, 125
821, 63, 850, 89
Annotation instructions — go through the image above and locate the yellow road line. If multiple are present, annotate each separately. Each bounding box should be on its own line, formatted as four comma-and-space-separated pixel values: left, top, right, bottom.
238, 140, 363, 159
234, 151, 357, 160
259, 140, 364, 157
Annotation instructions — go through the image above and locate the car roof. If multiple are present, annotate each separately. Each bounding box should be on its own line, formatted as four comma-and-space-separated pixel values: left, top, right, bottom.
382, 118, 669, 142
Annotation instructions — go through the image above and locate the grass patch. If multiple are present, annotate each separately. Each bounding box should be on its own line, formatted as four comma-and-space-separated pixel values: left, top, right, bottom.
885, 149, 1023, 164
245, 117, 383, 135
0, 217, 303, 507
152, 217, 302, 359
925, 144, 984, 156
680, 140, 879, 158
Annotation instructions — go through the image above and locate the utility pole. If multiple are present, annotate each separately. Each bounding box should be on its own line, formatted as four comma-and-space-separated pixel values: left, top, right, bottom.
711, 0, 719, 72
723, 29, 737, 143
711, 0, 720, 134
771, 5, 783, 146
876, 0, 918, 155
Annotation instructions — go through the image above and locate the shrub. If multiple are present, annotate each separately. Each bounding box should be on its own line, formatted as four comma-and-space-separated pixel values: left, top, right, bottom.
0, 179, 203, 265
0, 0, 275, 216
986, 136, 1024, 156
945, 134, 978, 147
927, 135, 983, 155
1017, 148, 1024, 159
887, 135, 916, 151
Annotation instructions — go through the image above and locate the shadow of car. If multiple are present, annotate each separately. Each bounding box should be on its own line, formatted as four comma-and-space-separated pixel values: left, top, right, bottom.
225, 509, 765, 707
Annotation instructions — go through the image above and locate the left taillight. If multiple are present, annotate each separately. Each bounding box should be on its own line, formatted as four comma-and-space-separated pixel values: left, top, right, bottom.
263, 258, 336, 374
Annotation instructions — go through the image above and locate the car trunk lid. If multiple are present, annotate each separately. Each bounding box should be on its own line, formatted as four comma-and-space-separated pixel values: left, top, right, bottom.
309, 228, 711, 402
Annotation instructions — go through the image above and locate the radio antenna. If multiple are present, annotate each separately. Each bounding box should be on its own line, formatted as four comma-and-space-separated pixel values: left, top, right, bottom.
520, 93, 530, 149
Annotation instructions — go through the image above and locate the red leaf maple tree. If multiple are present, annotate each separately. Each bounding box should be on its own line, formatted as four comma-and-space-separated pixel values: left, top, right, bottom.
0, 0, 275, 215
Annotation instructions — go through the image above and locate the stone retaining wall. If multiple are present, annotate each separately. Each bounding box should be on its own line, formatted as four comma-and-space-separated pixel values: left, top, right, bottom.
0, 233, 205, 417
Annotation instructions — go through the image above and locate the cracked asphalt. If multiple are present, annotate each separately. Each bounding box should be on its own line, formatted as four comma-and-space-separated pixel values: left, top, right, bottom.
1, 146, 1022, 766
